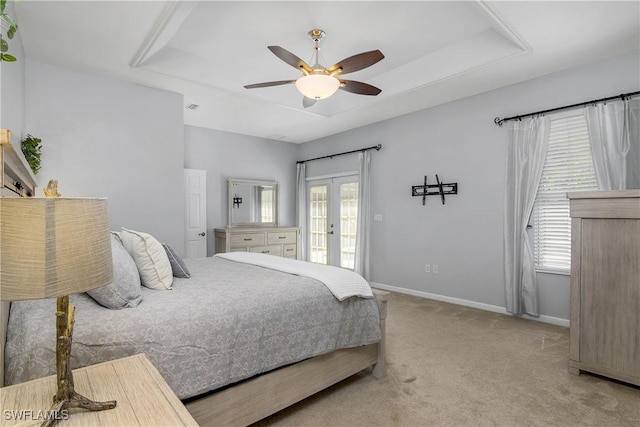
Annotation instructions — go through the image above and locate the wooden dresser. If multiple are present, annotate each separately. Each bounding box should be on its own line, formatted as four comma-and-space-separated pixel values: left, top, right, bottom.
214, 227, 299, 259
568, 190, 640, 385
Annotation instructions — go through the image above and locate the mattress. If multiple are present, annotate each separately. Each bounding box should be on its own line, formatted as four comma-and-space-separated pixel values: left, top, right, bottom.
4, 256, 381, 399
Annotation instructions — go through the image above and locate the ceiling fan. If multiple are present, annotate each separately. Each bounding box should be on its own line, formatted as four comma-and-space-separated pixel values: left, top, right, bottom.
244, 29, 384, 108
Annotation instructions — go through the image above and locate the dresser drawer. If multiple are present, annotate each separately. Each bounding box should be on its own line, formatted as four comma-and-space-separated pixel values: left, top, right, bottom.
283, 244, 297, 258
230, 233, 265, 247
267, 231, 297, 245
249, 245, 283, 256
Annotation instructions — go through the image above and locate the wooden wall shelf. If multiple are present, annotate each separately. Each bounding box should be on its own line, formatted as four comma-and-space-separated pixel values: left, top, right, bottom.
1, 129, 37, 196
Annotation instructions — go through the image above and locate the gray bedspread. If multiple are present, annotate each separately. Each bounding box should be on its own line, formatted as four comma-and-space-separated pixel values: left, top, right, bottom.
5, 256, 381, 399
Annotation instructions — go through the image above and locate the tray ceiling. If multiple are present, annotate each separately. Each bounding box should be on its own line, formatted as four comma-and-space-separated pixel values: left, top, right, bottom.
14, 1, 640, 143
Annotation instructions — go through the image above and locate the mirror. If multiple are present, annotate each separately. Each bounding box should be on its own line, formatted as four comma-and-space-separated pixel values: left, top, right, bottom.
228, 178, 278, 227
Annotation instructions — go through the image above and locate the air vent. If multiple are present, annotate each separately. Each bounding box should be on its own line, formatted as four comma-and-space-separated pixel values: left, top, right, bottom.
185, 104, 199, 110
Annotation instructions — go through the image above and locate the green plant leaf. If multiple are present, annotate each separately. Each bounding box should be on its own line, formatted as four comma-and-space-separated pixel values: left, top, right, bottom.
1, 38, 7, 52
0, 0, 6, 14
1, 12, 15, 27
1, 53, 16, 62
7, 24, 17, 39
21, 134, 43, 174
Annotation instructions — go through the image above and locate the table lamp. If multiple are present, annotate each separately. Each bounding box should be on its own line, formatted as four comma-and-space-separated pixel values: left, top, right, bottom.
0, 197, 116, 426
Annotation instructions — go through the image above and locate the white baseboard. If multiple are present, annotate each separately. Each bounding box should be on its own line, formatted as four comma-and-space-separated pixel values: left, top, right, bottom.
370, 282, 570, 328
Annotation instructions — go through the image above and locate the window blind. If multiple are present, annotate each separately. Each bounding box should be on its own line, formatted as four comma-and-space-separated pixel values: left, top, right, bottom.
533, 113, 597, 272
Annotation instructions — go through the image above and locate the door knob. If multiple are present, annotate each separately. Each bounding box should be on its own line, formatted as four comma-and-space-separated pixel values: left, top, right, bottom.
199, 232, 206, 237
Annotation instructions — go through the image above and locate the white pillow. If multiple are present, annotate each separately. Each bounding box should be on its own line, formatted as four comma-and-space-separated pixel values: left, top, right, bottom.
120, 228, 173, 290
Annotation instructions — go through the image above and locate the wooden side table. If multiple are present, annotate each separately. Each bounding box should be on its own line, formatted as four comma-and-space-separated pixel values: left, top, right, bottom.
1, 354, 198, 426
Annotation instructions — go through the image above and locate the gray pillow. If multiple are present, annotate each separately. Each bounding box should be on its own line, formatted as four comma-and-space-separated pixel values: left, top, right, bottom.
162, 243, 191, 278
87, 236, 143, 309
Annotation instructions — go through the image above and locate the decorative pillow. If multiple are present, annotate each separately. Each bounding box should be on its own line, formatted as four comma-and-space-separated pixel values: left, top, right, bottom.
87, 235, 143, 309
162, 243, 191, 278
110, 230, 123, 245
120, 228, 173, 290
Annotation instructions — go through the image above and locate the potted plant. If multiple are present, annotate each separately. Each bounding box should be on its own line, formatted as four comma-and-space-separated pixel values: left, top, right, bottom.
1, 0, 18, 62
21, 134, 42, 174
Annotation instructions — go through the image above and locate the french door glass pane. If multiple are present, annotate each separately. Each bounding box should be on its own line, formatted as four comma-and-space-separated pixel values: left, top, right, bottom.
340, 182, 358, 269
309, 185, 328, 264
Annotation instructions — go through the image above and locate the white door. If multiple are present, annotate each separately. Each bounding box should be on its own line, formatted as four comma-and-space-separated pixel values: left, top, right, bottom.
307, 175, 359, 268
184, 169, 207, 258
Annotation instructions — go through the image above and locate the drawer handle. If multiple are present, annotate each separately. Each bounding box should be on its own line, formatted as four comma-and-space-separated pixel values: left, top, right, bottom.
286, 248, 293, 252
261, 250, 269, 254
278, 236, 286, 239
244, 238, 252, 241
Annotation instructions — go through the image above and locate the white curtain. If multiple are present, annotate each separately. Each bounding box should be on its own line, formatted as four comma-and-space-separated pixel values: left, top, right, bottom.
503, 116, 550, 316
295, 163, 307, 261
585, 98, 640, 190
354, 151, 371, 280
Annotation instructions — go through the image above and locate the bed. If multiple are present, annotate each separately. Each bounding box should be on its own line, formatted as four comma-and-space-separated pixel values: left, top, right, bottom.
3, 243, 387, 425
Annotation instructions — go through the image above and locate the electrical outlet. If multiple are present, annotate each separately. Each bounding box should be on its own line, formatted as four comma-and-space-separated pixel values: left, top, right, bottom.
424, 264, 430, 273
432, 264, 439, 274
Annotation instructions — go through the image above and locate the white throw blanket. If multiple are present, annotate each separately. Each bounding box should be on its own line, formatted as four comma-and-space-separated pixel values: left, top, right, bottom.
215, 252, 373, 301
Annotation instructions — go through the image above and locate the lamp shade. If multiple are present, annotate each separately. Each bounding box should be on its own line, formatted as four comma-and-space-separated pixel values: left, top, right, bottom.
0, 197, 113, 301
295, 74, 340, 100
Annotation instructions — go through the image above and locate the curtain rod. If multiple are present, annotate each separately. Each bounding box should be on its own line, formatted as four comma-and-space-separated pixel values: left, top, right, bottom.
493, 91, 640, 126
296, 144, 382, 164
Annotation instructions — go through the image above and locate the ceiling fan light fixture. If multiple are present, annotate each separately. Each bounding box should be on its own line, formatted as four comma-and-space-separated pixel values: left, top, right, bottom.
245, 28, 383, 102
295, 74, 340, 100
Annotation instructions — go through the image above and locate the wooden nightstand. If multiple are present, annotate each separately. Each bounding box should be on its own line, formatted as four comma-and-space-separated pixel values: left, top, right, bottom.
0, 354, 198, 426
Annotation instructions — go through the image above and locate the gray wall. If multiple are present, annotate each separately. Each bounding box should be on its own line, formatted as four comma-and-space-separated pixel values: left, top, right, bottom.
184, 125, 299, 255
299, 51, 640, 323
24, 59, 186, 253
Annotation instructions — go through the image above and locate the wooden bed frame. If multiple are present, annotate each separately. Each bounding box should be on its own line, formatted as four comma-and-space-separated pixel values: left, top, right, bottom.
185, 289, 388, 426
1, 128, 389, 425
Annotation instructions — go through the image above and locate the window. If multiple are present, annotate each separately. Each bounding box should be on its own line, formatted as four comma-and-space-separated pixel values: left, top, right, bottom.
533, 113, 598, 272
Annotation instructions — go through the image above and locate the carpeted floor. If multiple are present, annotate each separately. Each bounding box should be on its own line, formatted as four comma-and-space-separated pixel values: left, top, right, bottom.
254, 291, 640, 426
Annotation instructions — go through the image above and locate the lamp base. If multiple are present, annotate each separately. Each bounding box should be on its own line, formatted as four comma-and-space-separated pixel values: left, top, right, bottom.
43, 391, 116, 427
42, 296, 116, 427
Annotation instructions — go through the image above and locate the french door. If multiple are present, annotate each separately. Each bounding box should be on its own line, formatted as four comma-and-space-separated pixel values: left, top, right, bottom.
307, 175, 359, 269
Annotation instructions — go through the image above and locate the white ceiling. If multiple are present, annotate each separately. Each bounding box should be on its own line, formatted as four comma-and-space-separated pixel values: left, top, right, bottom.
14, 1, 640, 143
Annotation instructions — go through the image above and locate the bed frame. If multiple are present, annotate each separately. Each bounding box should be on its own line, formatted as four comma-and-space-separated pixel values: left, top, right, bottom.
185, 289, 387, 426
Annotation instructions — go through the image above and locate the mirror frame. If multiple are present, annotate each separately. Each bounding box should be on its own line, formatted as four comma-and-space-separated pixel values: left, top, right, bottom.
227, 178, 279, 228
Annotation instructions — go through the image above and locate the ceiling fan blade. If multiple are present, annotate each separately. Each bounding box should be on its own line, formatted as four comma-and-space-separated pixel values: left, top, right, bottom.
339, 80, 382, 96
244, 80, 296, 89
328, 50, 384, 76
303, 97, 316, 108
268, 46, 313, 74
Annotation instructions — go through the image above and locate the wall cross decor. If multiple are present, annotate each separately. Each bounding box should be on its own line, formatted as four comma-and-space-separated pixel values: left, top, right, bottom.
411, 174, 458, 205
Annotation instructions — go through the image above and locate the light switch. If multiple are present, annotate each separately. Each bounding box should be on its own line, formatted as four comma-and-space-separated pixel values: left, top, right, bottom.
374, 214, 383, 222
